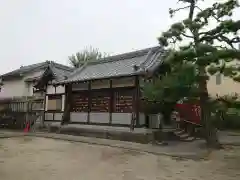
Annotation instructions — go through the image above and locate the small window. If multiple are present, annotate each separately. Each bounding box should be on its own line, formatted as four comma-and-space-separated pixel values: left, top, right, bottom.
47, 95, 62, 111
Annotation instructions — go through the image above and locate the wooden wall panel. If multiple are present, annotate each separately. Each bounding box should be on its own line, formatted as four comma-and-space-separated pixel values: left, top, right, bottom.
91, 80, 110, 89
112, 77, 135, 88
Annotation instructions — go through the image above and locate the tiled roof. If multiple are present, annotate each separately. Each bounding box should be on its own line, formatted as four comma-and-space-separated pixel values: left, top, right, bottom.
1, 61, 73, 78
33, 62, 74, 83
50, 65, 73, 82
32, 62, 74, 88
59, 46, 164, 84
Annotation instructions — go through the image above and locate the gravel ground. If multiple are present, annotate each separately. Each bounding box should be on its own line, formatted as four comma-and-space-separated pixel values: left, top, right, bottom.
0, 137, 240, 180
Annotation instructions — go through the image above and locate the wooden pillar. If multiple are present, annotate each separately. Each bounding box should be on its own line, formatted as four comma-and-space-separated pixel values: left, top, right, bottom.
130, 76, 140, 130
87, 81, 91, 123
64, 85, 68, 112
43, 92, 46, 122
61, 91, 65, 112
69, 84, 73, 119
135, 76, 140, 127
109, 79, 113, 124
62, 83, 72, 124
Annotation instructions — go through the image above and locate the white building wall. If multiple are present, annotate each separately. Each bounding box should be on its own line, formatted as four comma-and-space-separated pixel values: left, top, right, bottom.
112, 113, 132, 125
61, 95, 65, 111
45, 96, 48, 111
56, 85, 65, 94
70, 112, 88, 122
0, 79, 26, 98
46, 85, 55, 94
207, 60, 240, 97
89, 113, 110, 123
0, 70, 44, 98
208, 74, 240, 97
46, 84, 65, 94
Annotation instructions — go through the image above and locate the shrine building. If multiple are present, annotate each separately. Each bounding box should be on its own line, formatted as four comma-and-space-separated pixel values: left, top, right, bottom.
43, 46, 165, 128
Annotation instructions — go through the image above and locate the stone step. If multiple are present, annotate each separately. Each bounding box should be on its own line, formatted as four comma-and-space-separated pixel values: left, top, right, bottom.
173, 128, 197, 142
174, 129, 186, 135
178, 132, 189, 138
181, 136, 196, 142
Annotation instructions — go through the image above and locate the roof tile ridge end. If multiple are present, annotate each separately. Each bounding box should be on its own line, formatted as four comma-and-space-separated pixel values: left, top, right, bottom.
138, 48, 156, 70
139, 47, 163, 71
143, 49, 165, 72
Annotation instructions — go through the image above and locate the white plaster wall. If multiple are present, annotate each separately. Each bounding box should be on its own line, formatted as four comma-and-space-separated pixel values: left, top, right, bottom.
61, 95, 65, 111
45, 96, 48, 111
90, 113, 109, 123
46, 85, 55, 94
0, 79, 26, 98
56, 85, 65, 94
112, 113, 131, 125
207, 60, 240, 97
70, 112, 88, 122
139, 113, 145, 125
55, 113, 63, 121
208, 74, 240, 97
25, 82, 33, 96
0, 69, 44, 98
45, 113, 54, 120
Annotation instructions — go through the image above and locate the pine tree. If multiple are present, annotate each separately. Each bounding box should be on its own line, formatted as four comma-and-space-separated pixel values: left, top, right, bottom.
157, 0, 240, 148
68, 46, 107, 68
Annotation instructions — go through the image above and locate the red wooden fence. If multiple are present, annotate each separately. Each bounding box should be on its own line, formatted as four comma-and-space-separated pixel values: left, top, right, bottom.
175, 102, 201, 125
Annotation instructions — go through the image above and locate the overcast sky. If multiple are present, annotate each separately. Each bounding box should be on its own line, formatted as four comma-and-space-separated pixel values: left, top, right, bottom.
0, 0, 239, 74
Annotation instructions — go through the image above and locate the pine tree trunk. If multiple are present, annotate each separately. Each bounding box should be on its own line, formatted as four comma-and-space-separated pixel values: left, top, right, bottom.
199, 71, 221, 149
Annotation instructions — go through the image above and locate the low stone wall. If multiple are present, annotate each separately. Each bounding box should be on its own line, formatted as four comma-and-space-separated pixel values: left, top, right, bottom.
45, 125, 153, 144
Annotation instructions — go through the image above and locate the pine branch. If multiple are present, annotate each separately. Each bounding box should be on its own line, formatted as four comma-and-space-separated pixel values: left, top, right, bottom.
169, 6, 191, 17
199, 20, 240, 44
181, 32, 194, 38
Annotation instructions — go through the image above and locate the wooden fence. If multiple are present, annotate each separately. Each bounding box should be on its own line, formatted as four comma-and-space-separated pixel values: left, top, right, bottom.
0, 97, 44, 129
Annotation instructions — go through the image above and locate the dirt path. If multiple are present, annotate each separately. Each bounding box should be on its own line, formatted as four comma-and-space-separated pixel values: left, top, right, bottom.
0, 137, 239, 180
